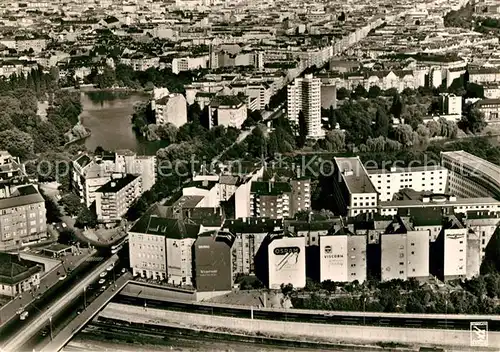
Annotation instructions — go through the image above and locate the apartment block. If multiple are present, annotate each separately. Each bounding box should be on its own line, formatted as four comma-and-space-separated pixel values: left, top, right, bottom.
0, 185, 47, 251
95, 174, 142, 223
368, 165, 448, 202
287, 74, 323, 139
153, 93, 188, 128
319, 228, 367, 283
223, 217, 283, 276
129, 215, 200, 286
380, 218, 429, 281
250, 181, 291, 219
194, 231, 235, 294
430, 215, 481, 281
476, 99, 500, 125
333, 157, 378, 217
267, 235, 306, 289
72, 151, 156, 207
208, 95, 247, 129
441, 150, 500, 200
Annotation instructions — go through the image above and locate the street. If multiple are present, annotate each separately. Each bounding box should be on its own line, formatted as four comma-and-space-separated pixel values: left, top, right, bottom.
0, 248, 95, 331
0, 254, 119, 352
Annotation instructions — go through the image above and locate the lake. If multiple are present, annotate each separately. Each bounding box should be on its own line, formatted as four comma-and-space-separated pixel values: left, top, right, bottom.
79, 91, 166, 155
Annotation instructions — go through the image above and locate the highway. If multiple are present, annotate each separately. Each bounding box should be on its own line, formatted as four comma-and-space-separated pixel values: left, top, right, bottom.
0, 249, 96, 340
112, 292, 500, 331
38, 272, 132, 352
0, 254, 119, 352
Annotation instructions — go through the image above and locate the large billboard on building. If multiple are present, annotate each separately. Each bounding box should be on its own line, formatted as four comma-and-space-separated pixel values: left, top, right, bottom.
320, 236, 348, 282
194, 233, 233, 292
268, 236, 306, 289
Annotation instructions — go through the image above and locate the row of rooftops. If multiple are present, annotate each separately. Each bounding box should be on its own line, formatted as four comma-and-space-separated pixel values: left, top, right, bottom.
128, 206, 499, 242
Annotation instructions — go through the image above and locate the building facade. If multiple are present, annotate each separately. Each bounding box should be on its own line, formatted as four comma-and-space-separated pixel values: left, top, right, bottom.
287, 74, 323, 139
95, 175, 142, 223
267, 235, 306, 289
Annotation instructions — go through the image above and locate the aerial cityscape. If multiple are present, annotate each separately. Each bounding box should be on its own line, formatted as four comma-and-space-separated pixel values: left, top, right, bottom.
1, 0, 500, 351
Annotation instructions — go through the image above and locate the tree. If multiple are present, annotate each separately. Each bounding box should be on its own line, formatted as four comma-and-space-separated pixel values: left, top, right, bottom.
281, 283, 294, 297
427, 120, 441, 137
323, 130, 345, 151
394, 124, 414, 146
336, 87, 350, 100
352, 84, 367, 99
461, 105, 487, 134
94, 65, 116, 89
58, 229, 76, 245
297, 110, 308, 148
75, 207, 97, 229
368, 85, 382, 98
390, 93, 404, 120
156, 123, 178, 144
0, 129, 34, 159
373, 108, 389, 137
60, 193, 83, 216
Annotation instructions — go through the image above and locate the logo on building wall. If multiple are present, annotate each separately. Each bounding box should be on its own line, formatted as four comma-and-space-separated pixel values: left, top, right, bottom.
324, 246, 332, 253
274, 247, 300, 255
470, 321, 488, 347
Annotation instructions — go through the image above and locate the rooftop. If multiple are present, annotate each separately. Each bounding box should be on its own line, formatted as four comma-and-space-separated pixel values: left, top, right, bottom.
96, 174, 138, 193
441, 150, 500, 188
334, 157, 377, 195
0, 185, 44, 210
250, 181, 292, 196
130, 215, 200, 239
210, 95, 244, 108
0, 253, 41, 285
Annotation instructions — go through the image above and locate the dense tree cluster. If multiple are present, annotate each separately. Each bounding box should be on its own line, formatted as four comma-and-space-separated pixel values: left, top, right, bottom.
89, 64, 194, 93
292, 273, 500, 314
126, 122, 239, 221
0, 70, 82, 159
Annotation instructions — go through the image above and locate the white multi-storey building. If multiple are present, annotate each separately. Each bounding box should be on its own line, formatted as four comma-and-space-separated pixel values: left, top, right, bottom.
319, 229, 366, 283
441, 150, 500, 200
381, 218, 429, 281
368, 165, 448, 202
287, 74, 323, 139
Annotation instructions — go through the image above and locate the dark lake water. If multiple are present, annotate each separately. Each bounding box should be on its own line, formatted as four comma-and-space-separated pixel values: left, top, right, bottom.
79, 91, 167, 155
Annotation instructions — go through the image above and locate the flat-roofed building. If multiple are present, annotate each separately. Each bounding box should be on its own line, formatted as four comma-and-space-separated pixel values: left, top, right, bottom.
381, 217, 429, 281
368, 165, 448, 202
441, 150, 500, 200
194, 231, 234, 294
129, 215, 200, 286
319, 227, 367, 283
223, 218, 283, 276
476, 99, 500, 125
379, 191, 500, 217
333, 157, 378, 217
154, 93, 188, 128
0, 185, 47, 251
0, 252, 41, 297
431, 214, 482, 281
267, 235, 306, 289
95, 174, 142, 223
250, 181, 291, 219
461, 210, 500, 259
208, 95, 247, 129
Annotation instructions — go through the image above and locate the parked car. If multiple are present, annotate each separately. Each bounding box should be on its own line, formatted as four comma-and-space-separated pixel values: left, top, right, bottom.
106, 265, 114, 272
98, 278, 106, 285
59, 275, 67, 281
16, 308, 23, 315
99, 272, 107, 278
99, 285, 107, 292
20, 311, 29, 320
121, 268, 127, 274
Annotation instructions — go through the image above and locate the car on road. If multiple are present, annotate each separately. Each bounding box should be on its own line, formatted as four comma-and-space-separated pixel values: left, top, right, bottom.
98, 278, 106, 285
59, 275, 67, 281
20, 311, 29, 320
16, 308, 24, 315
106, 265, 114, 272
99, 271, 107, 278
